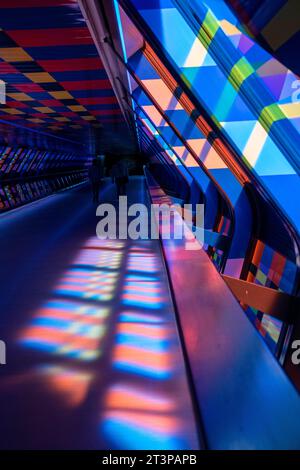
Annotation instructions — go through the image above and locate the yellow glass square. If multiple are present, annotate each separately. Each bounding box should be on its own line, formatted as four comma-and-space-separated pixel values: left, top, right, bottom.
1, 107, 24, 115
49, 91, 73, 100
34, 106, 55, 114
68, 105, 86, 112
0, 47, 33, 62
7, 93, 33, 101
25, 72, 56, 83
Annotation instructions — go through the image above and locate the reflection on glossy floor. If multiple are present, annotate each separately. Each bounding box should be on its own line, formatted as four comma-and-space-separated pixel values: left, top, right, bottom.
0, 177, 199, 450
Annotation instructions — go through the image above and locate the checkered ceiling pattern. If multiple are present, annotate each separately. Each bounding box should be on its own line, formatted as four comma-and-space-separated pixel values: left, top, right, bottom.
0, 0, 133, 152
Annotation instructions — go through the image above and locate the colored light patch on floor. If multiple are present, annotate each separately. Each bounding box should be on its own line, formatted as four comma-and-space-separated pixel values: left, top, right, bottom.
73, 248, 123, 269
84, 237, 125, 250
101, 382, 190, 449
119, 311, 166, 324
102, 410, 186, 450
37, 364, 93, 407
115, 332, 170, 353
105, 384, 177, 412
55, 269, 118, 302
113, 342, 172, 379
112, 306, 173, 379
122, 276, 166, 309
117, 322, 170, 340
127, 251, 160, 273
19, 300, 110, 361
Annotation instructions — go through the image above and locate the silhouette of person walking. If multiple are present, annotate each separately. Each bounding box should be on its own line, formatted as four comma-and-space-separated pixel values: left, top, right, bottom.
88, 158, 104, 203
110, 159, 129, 197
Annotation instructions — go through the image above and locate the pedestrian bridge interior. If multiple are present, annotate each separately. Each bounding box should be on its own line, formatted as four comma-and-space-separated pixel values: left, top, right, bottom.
0, 0, 299, 450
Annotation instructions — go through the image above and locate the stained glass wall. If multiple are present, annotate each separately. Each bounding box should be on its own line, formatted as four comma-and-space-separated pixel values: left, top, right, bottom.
113, 0, 300, 363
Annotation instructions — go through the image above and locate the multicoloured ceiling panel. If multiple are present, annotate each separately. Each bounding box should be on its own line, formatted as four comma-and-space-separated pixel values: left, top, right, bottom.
0, 0, 134, 153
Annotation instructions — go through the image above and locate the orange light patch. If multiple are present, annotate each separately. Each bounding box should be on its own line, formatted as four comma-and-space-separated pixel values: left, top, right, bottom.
105, 386, 176, 412
203, 147, 227, 169
114, 345, 170, 371
184, 153, 199, 167
142, 79, 183, 111
40, 365, 92, 407
142, 105, 166, 127
187, 138, 207, 156
117, 323, 169, 340
105, 410, 180, 434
